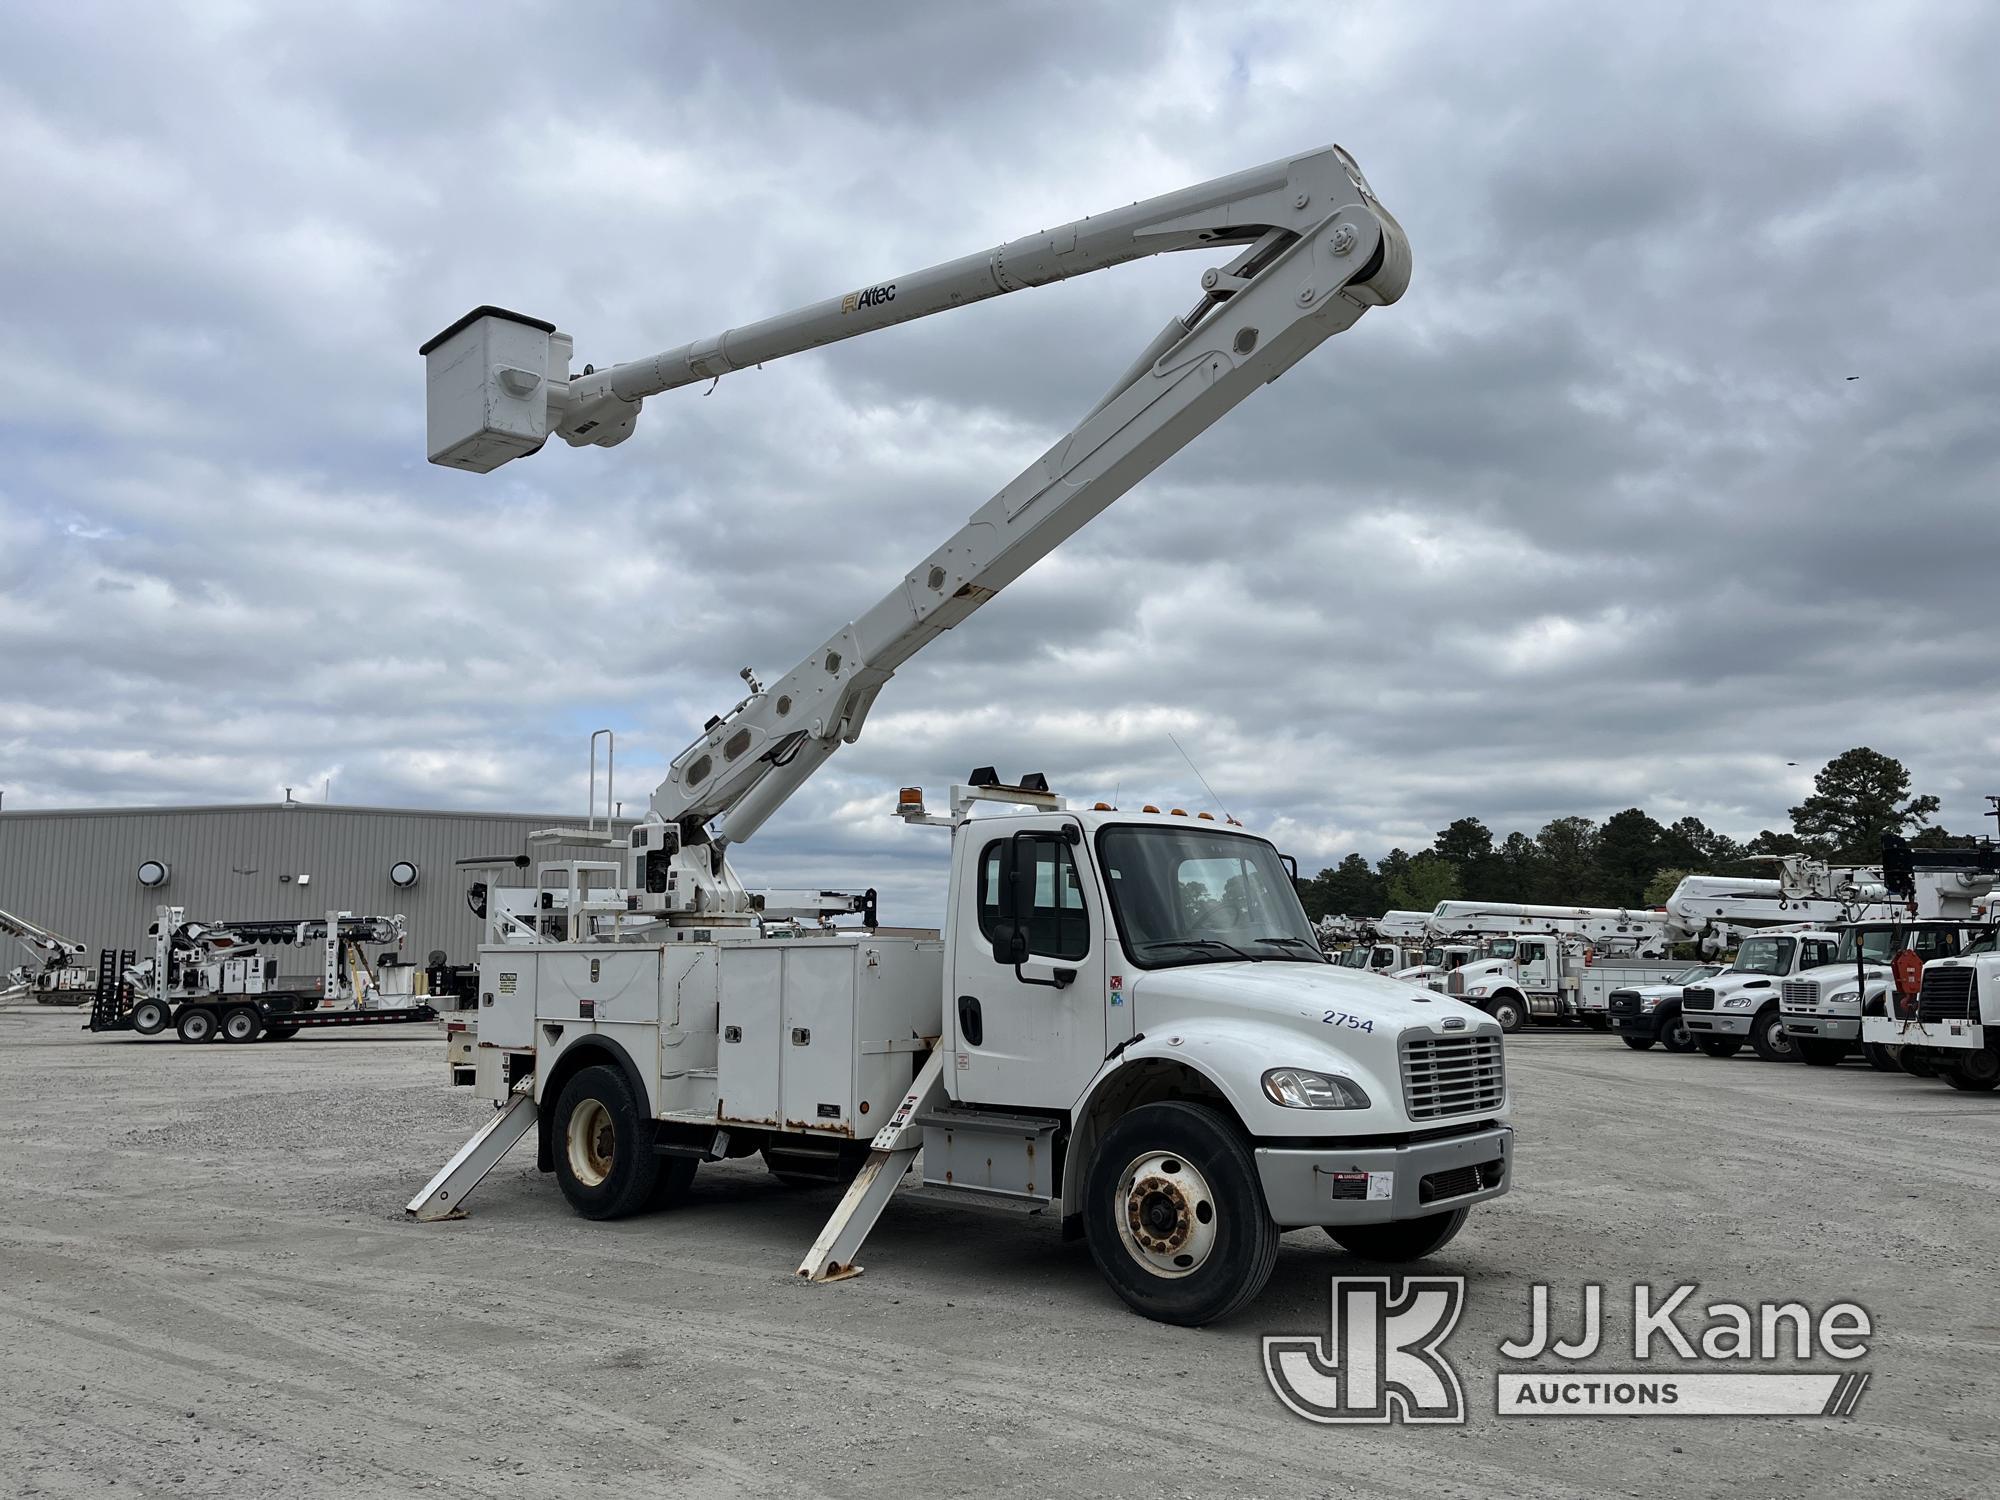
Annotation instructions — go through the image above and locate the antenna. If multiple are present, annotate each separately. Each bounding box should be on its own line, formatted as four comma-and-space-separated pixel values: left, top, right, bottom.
1167, 731, 1233, 822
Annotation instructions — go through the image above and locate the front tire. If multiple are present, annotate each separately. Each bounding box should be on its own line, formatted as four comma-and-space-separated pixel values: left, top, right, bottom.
1863, 1043, 1897, 1072
1941, 1049, 2000, 1092
1658, 1011, 1696, 1053
175, 1007, 217, 1044
1797, 1037, 1846, 1067
1695, 1035, 1742, 1058
129, 997, 170, 1035
1326, 1206, 1470, 1262
1487, 995, 1526, 1033
550, 1065, 660, 1220
1897, 1047, 1937, 1078
1750, 1008, 1797, 1062
1622, 1035, 1655, 1051
1083, 1101, 1277, 1327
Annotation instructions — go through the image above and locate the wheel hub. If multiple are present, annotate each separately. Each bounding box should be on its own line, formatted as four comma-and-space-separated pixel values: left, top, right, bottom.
566, 1099, 615, 1187
1114, 1151, 1217, 1278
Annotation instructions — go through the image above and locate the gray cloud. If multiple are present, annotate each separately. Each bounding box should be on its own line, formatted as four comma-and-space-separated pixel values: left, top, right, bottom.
3, 1, 1997, 926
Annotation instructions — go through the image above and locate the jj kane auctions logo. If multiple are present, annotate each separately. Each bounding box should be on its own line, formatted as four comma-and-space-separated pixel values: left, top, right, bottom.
1265, 1279, 1872, 1422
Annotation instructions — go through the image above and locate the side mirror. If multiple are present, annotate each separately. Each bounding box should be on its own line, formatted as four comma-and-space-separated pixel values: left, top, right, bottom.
991, 837, 1031, 966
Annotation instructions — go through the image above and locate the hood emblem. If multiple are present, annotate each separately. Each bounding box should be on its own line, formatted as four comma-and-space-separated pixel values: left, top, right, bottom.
1441, 1016, 1467, 1031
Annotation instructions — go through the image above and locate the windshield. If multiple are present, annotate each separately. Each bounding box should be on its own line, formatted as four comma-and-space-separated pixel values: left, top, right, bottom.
1670, 964, 1717, 985
1488, 939, 1516, 959
1422, 947, 1443, 966
1833, 927, 1901, 965
1338, 947, 1371, 969
1734, 936, 1795, 976
1097, 825, 1321, 967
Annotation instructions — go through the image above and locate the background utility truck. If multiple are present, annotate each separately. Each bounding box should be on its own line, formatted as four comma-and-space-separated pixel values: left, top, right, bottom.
1437, 937, 1689, 1032
1602, 963, 1727, 1051
407, 146, 1513, 1327
1680, 928, 1840, 1062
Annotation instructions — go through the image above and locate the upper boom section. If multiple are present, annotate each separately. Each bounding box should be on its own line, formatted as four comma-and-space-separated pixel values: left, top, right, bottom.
421, 146, 1396, 473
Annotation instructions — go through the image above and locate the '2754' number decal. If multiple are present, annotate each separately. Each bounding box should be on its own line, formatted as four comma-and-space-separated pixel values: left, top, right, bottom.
1322, 1010, 1373, 1033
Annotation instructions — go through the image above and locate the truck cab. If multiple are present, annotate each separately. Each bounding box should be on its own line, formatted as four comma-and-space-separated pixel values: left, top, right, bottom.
1862, 927, 2000, 1090
1681, 929, 1839, 1061
1780, 922, 1987, 1069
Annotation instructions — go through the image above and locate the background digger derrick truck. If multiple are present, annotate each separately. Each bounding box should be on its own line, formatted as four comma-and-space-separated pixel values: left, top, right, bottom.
407, 146, 1515, 1326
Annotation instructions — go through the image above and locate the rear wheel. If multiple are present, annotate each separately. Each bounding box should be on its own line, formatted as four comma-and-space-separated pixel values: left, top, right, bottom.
1695, 1036, 1742, 1058
1751, 1008, 1797, 1062
175, 1007, 217, 1044
1326, 1206, 1470, 1263
129, 997, 170, 1035
1658, 1012, 1696, 1053
1622, 1035, 1655, 1051
1487, 995, 1526, 1033
1084, 1101, 1277, 1327
550, 1065, 660, 1220
221, 1006, 263, 1044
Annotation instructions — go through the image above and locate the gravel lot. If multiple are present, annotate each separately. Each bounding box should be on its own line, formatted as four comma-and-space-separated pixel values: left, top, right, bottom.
2, 1006, 1995, 1498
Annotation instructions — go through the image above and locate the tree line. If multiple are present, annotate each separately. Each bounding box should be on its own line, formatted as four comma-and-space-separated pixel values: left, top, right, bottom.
1297, 747, 1981, 922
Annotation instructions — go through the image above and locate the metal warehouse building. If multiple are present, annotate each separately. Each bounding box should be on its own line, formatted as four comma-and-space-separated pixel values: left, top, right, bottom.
0, 801, 632, 974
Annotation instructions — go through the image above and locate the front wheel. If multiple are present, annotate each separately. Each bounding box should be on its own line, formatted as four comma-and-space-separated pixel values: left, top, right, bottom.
1083, 1101, 1277, 1327
1751, 1009, 1797, 1063
1897, 1047, 1937, 1079
1486, 995, 1526, 1033
1326, 1206, 1470, 1262
1622, 1035, 1655, 1051
1941, 1049, 2000, 1093
1863, 1043, 1898, 1072
176, 1007, 217, 1044
1695, 1035, 1742, 1058
1797, 1037, 1847, 1067
1658, 1012, 1696, 1054
550, 1065, 661, 1220
129, 997, 170, 1035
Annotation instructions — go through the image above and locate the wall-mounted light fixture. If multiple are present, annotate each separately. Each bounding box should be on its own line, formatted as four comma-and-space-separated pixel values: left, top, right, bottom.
137, 859, 170, 887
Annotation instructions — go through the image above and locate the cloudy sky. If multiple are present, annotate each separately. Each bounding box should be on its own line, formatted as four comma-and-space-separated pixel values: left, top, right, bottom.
3, 1, 1996, 922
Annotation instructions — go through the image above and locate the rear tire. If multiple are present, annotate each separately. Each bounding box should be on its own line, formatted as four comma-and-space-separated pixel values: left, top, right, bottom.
1750, 1008, 1797, 1062
1326, 1206, 1470, 1263
1622, 1035, 1655, 1051
1083, 1101, 1277, 1327
550, 1065, 660, 1220
129, 997, 170, 1035
221, 1006, 263, 1044
1658, 1011, 1696, 1053
1797, 1038, 1846, 1067
1695, 1035, 1742, 1058
175, 1007, 217, 1044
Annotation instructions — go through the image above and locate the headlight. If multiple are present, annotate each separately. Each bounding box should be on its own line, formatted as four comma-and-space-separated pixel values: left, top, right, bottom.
1825, 989, 1858, 1007
1466, 985, 1489, 997
1262, 1068, 1370, 1110
1723, 995, 1752, 1009
1639, 996, 1659, 1011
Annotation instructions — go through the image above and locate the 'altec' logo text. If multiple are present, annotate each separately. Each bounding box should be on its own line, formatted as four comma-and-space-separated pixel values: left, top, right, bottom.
840, 282, 896, 314
1264, 1279, 1873, 1423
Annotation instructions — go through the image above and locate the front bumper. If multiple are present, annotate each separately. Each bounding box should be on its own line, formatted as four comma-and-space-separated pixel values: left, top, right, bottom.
1781, 1012, 1860, 1042
1683, 1009, 1753, 1038
1254, 1124, 1512, 1227
1611, 1008, 1661, 1039
1864, 1017, 1986, 1051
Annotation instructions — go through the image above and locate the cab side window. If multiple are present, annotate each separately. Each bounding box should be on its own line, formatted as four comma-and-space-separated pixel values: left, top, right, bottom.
976, 836, 1090, 962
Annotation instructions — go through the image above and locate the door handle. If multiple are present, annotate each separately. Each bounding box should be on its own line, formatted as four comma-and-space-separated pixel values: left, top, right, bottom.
957, 994, 983, 1047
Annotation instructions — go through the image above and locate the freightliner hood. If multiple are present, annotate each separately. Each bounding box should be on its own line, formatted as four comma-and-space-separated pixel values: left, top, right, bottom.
1119, 961, 1503, 1136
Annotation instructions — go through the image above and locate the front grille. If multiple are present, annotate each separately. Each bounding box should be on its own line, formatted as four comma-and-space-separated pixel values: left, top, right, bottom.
1607, 989, 1642, 1018
1781, 979, 1819, 1013
1419, 1158, 1505, 1204
1400, 1033, 1506, 1121
1684, 987, 1716, 1012
1919, 965, 1977, 1023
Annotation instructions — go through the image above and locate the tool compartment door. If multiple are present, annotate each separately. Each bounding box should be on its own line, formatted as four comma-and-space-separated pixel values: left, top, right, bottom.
717, 945, 784, 1127
780, 944, 859, 1135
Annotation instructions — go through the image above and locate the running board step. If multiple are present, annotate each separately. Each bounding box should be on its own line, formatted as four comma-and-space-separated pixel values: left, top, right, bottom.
914, 1104, 1057, 1203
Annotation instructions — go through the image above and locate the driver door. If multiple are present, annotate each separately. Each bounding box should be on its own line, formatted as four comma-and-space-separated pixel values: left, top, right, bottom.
949, 823, 1107, 1111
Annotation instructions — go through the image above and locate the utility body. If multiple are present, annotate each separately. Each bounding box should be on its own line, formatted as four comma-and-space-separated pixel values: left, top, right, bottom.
407, 146, 1514, 1325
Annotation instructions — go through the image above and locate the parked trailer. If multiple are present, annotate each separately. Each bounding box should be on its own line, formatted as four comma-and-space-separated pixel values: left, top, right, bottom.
87, 907, 434, 1042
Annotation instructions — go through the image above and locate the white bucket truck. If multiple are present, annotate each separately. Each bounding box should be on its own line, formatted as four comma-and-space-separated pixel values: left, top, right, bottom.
1680, 928, 1841, 1061
1854, 837, 2000, 1089
407, 147, 1513, 1325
